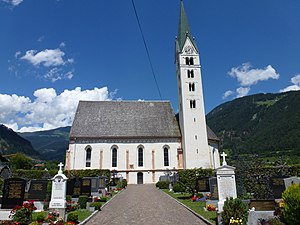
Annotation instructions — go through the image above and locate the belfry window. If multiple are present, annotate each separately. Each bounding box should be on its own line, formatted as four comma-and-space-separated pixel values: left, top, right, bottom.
138, 147, 144, 167
189, 83, 195, 92
163, 147, 169, 167
112, 147, 117, 167
185, 57, 194, 65
190, 100, 196, 108
187, 70, 194, 78
85, 147, 91, 167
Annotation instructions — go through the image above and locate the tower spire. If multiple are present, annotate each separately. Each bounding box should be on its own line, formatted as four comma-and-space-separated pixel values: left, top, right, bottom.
176, 0, 197, 53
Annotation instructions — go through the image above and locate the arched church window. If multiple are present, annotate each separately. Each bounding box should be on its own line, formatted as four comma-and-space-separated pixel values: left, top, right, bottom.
185, 57, 190, 65
138, 146, 144, 167
163, 146, 170, 167
190, 99, 196, 108
112, 147, 118, 167
85, 147, 92, 167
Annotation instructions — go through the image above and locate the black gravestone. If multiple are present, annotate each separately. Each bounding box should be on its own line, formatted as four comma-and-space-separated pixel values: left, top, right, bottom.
67, 177, 82, 197
2, 178, 26, 209
81, 178, 91, 196
196, 177, 210, 192
27, 180, 48, 201
209, 177, 218, 200
98, 176, 106, 189
270, 177, 287, 199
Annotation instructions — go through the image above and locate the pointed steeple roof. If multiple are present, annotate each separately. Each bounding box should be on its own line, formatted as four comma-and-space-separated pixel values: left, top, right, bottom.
176, 0, 198, 53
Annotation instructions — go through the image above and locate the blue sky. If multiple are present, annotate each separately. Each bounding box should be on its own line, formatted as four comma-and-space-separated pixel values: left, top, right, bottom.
0, 0, 300, 132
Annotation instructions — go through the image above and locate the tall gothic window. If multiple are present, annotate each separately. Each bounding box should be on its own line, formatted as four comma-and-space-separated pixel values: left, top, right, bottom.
85, 147, 91, 167
163, 147, 169, 167
190, 100, 196, 108
138, 147, 144, 167
112, 147, 117, 167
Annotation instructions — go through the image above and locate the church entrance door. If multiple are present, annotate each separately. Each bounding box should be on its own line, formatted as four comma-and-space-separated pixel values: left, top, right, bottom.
137, 172, 143, 184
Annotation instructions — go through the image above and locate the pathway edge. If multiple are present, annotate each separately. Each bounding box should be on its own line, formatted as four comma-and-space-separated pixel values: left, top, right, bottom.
79, 189, 125, 225
159, 189, 214, 225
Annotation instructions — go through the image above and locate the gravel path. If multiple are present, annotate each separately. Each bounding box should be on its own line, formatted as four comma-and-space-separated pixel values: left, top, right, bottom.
87, 184, 206, 225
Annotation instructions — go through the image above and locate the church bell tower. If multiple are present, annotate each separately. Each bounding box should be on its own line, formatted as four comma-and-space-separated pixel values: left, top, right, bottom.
176, 1, 211, 169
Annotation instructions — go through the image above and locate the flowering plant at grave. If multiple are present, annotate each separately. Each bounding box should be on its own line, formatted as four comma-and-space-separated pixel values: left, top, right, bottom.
46, 210, 60, 224
9, 201, 37, 225
229, 217, 243, 225
66, 200, 80, 212
206, 204, 216, 211
93, 196, 99, 202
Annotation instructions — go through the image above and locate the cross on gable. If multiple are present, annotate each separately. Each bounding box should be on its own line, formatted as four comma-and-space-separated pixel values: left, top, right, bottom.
221, 152, 227, 166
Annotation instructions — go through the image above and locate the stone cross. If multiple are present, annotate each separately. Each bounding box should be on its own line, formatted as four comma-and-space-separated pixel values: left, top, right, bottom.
221, 152, 227, 166
58, 162, 64, 174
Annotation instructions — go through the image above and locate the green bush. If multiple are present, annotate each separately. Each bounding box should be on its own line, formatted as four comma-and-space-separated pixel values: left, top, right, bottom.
156, 181, 169, 189
67, 211, 78, 223
221, 197, 248, 225
282, 184, 300, 225
66, 195, 72, 202
173, 182, 185, 193
99, 196, 108, 202
90, 202, 102, 210
34, 212, 46, 222
78, 195, 88, 209
116, 179, 127, 189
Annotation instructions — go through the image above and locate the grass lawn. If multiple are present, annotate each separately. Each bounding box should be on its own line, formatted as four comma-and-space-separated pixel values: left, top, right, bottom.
162, 190, 217, 224
77, 209, 92, 222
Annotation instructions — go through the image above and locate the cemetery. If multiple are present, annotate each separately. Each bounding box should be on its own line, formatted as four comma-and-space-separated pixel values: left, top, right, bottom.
0, 162, 127, 225
157, 153, 300, 225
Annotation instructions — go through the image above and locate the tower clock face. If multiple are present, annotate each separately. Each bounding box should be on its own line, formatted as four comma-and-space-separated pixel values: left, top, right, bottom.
184, 45, 194, 54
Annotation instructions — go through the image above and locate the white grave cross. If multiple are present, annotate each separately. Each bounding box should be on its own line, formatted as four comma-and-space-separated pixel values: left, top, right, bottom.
221, 152, 227, 166
58, 162, 64, 174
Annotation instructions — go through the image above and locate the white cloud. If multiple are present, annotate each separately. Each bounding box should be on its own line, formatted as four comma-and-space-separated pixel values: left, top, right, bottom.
0, 87, 112, 132
21, 49, 66, 67
59, 42, 66, 48
280, 74, 300, 93
236, 87, 250, 98
228, 62, 280, 86
222, 90, 234, 99
37, 36, 44, 42
1, 0, 23, 6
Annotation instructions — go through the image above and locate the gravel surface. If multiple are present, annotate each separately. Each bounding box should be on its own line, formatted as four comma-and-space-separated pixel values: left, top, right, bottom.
87, 184, 206, 225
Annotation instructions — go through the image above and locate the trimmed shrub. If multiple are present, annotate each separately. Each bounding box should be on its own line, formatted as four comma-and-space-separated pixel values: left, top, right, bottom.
156, 181, 169, 189
90, 202, 102, 210
67, 211, 78, 223
78, 195, 88, 209
172, 182, 185, 193
99, 196, 108, 202
282, 184, 300, 225
221, 197, 248, 225
34, 212, 46, 222
116, 179, 127, 189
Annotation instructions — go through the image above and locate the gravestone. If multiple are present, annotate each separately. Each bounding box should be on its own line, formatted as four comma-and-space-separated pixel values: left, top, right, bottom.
90, 176, 107, 196
216, 152, 237, 212
2, 178, 26, 209
49, 162, 68, 221
196, 177, 210, 192
249, 200, 276, 211
27, 180, 48, 201
270, 177, 287, 199
67, 177, 82, 197
81, 178, 91, 196
209, 177, 218, 200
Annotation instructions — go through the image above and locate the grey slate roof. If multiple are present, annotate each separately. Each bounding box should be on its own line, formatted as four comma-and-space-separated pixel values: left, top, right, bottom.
206, 126, 220, 142
70, 101, 181, 139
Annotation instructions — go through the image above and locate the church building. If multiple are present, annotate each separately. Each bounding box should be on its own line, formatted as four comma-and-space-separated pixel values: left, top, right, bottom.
65, 1, 220, 184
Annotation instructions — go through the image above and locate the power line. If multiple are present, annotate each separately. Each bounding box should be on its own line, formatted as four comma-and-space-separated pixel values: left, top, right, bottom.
131, 0, 162, 100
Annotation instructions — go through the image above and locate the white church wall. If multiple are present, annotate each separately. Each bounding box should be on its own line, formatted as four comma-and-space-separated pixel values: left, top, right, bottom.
67, 140, 181, 184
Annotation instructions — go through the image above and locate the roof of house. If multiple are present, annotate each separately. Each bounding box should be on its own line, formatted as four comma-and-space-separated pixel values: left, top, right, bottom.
70, 101, 181, 139
206, 126, 220, 142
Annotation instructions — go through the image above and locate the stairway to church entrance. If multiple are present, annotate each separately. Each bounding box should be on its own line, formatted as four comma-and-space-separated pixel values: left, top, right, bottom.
87, 184, 207, 225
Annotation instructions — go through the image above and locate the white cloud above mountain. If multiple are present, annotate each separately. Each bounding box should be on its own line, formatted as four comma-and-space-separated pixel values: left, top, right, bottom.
223, 62, 280, 99
280, 74, 300, 93
0, 87, 112, 132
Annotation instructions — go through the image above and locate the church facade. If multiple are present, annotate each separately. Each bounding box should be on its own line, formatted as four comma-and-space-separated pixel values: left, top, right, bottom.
65, 1, 220, 184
